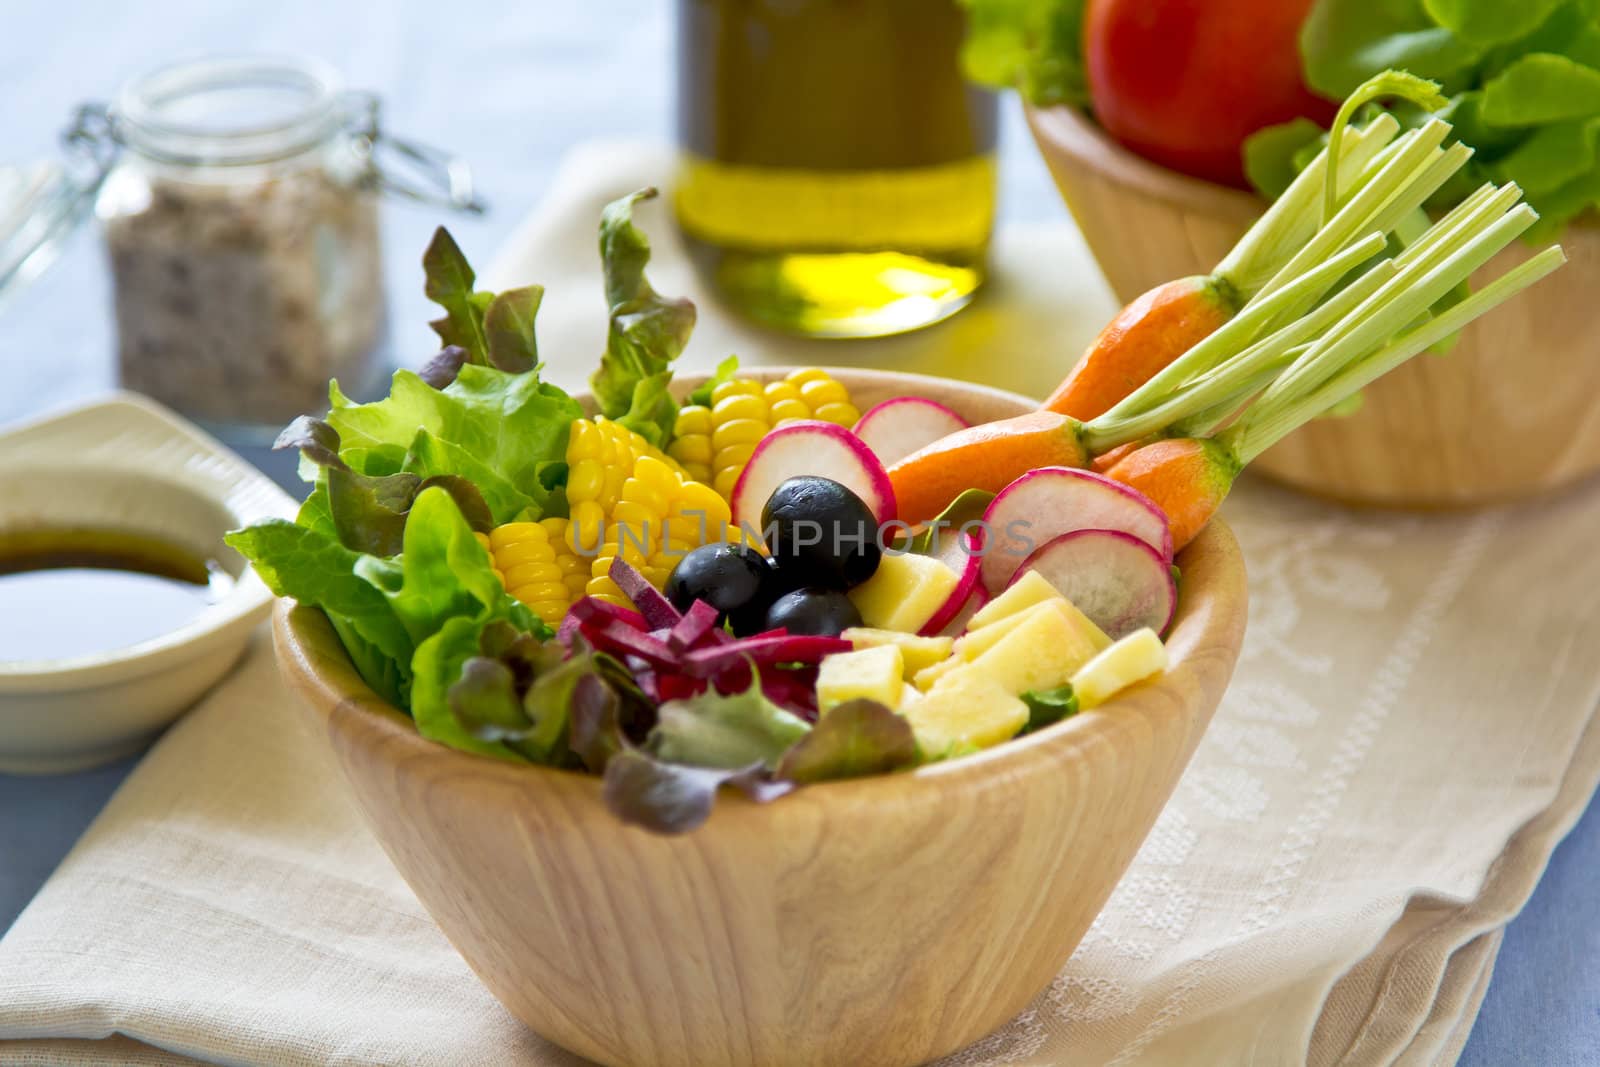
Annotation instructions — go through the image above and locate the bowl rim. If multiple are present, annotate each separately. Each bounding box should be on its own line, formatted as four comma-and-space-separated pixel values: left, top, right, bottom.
1025, 100, 1600, 232
271, 366, 1249, 818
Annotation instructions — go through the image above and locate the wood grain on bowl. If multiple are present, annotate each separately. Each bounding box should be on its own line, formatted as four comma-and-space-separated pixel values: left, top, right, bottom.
273, 369, 1248, 1067
1028, 102, 1600, 508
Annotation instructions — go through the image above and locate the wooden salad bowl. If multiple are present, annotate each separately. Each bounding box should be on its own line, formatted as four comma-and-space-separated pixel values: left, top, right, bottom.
1027, 103, 1600, 508
272, 369, 1248, 1067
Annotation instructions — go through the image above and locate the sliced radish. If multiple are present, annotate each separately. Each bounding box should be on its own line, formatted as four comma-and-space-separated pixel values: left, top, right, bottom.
731, 420, 897, 532
852, 397, 971, 467
917, 526, 982, 635
1014, 530, 1176, 640
979, 467, 1171, 594
936, 584, 989, 638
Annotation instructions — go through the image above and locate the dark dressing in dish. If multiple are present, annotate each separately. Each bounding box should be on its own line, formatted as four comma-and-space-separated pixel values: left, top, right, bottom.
0, 528, 234, 663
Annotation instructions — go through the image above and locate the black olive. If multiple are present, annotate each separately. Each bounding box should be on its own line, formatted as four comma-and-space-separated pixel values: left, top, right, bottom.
761, 476, 881, 590
664, 543, 771, 621
763, 587, 863, 637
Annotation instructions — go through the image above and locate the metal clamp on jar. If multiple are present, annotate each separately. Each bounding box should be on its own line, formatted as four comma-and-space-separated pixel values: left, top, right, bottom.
1, 54, 483, 438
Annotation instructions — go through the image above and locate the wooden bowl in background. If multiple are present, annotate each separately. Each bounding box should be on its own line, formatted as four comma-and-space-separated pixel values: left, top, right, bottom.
1026, 103, 1600, 508
272, 369, 1248, 1067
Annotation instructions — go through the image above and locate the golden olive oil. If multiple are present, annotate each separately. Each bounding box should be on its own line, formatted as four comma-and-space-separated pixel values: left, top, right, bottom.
675, 0, 998, 337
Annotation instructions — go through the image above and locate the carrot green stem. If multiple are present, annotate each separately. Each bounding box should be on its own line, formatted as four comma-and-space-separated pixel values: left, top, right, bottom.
1323, 71, 1448, 225
1087, 232, 1388, 447
1082, 244, 1393, 452
1257, 120, 1453, 314
1213, 114, 1400, 295
1258, 187, 1528, 409
1225, 232, 1560, 466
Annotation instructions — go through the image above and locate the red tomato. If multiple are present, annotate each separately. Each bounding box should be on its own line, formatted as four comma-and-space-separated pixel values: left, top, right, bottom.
1085, 0, 1336, 188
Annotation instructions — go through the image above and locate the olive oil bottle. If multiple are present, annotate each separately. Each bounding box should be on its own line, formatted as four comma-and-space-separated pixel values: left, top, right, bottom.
675, 0, 998, 337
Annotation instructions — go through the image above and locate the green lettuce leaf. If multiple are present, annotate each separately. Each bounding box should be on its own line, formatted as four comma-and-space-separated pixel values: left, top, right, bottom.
224, 518, 414, 704
423, 228, 491, 364
959, 0, 1090, 108
1423, 0, 1571, 47
1492, 116, 1600, 193
589, 189, 696, 447
1021, 684, 1079, 731
402, 428, 540, 524
326, 364, 581, 512
648, 678, 811, 771
775, 700, 919, 784
483, 286, 543, 373
1478, 52, 1600, 125
412, 613, 523, 760
1302, 0, 1484, 98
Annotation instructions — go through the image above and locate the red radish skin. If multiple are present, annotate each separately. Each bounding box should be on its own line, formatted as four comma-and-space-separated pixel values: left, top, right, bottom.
979, 466, 1172, 595
1085, 0, 1335, 187
1015, 529, 1177, 640
731, 420, 897, 532
916, 528, 983, 636
853, 397, 971, 467
936, 585, 990, 639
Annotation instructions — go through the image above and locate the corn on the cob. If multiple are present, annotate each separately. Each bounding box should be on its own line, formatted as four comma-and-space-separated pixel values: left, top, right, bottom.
486, 416, 747, 624
668, 368, 859, 500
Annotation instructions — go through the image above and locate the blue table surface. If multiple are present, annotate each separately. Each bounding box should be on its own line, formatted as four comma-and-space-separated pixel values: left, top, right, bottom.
1, 3, 1594, 1063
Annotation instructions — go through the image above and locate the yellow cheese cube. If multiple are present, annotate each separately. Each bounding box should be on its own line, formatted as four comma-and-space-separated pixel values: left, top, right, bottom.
903, 668, 1028, 756
965, 600, 1102, 695
847, 552, 961, 633
953, 600, 1058, 659
816, 645, 904, 711
913, 655, 963, 691
967, 570, 1061, 629
967, 572, 1114, 652
1071, 628, 1168, 710
842, 628, 955, 676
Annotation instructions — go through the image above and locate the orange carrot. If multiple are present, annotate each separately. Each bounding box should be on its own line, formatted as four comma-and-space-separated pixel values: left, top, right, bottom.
1042, 76, 1458, 425
1090, 439, 1145, 474
888, 411, 1088, 524
1041, 276, 1236, 421
1103, 439, 1239, 552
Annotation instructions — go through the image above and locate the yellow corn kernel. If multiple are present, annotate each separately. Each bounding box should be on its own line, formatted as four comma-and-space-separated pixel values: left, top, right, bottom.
675, 480, 732, 525
712, 392, 768, 424
563, 573, 590, 597
587, 575, 627, 600
713, 442, 758, 473
763, 380, 802, 404
675, 404, 714, 436
557, 553, 589, 577
799, 377, 850, 408
713, 468, 741, 501
813, 401, 860, 426
567, 418, 602, 461
528, 600, 569, 624
711, 379, 762, 404
538, 516, 568, 541
566, 459, 606, 505
494, 539, 557, 569
769, 398, 811, 423
504, 561, 565, 588
710, 417, 767, 453
489, 522, 537, 550
567, 501, 607, 553
669, 434, 713, 467
785, 367, 833, 387
509, 580, 569, 605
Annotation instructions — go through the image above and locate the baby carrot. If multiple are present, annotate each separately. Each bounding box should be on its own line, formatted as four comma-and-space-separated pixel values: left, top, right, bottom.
887, 411, 1089, 524
1042, 72, 1452, 424
1108, 243, 1566, 552
1041, 276, 1235, 420
1103, 439, 1237, 552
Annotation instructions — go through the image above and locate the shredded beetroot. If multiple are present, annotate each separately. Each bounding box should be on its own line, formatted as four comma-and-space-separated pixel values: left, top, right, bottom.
667, 600, 721, 653
681, 634, 850, 678
608, 559, 681, 629
570, 597, 648, 631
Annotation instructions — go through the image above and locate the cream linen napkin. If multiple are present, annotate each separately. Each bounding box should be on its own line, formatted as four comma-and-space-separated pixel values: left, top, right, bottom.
2, 142, 1598, 1066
